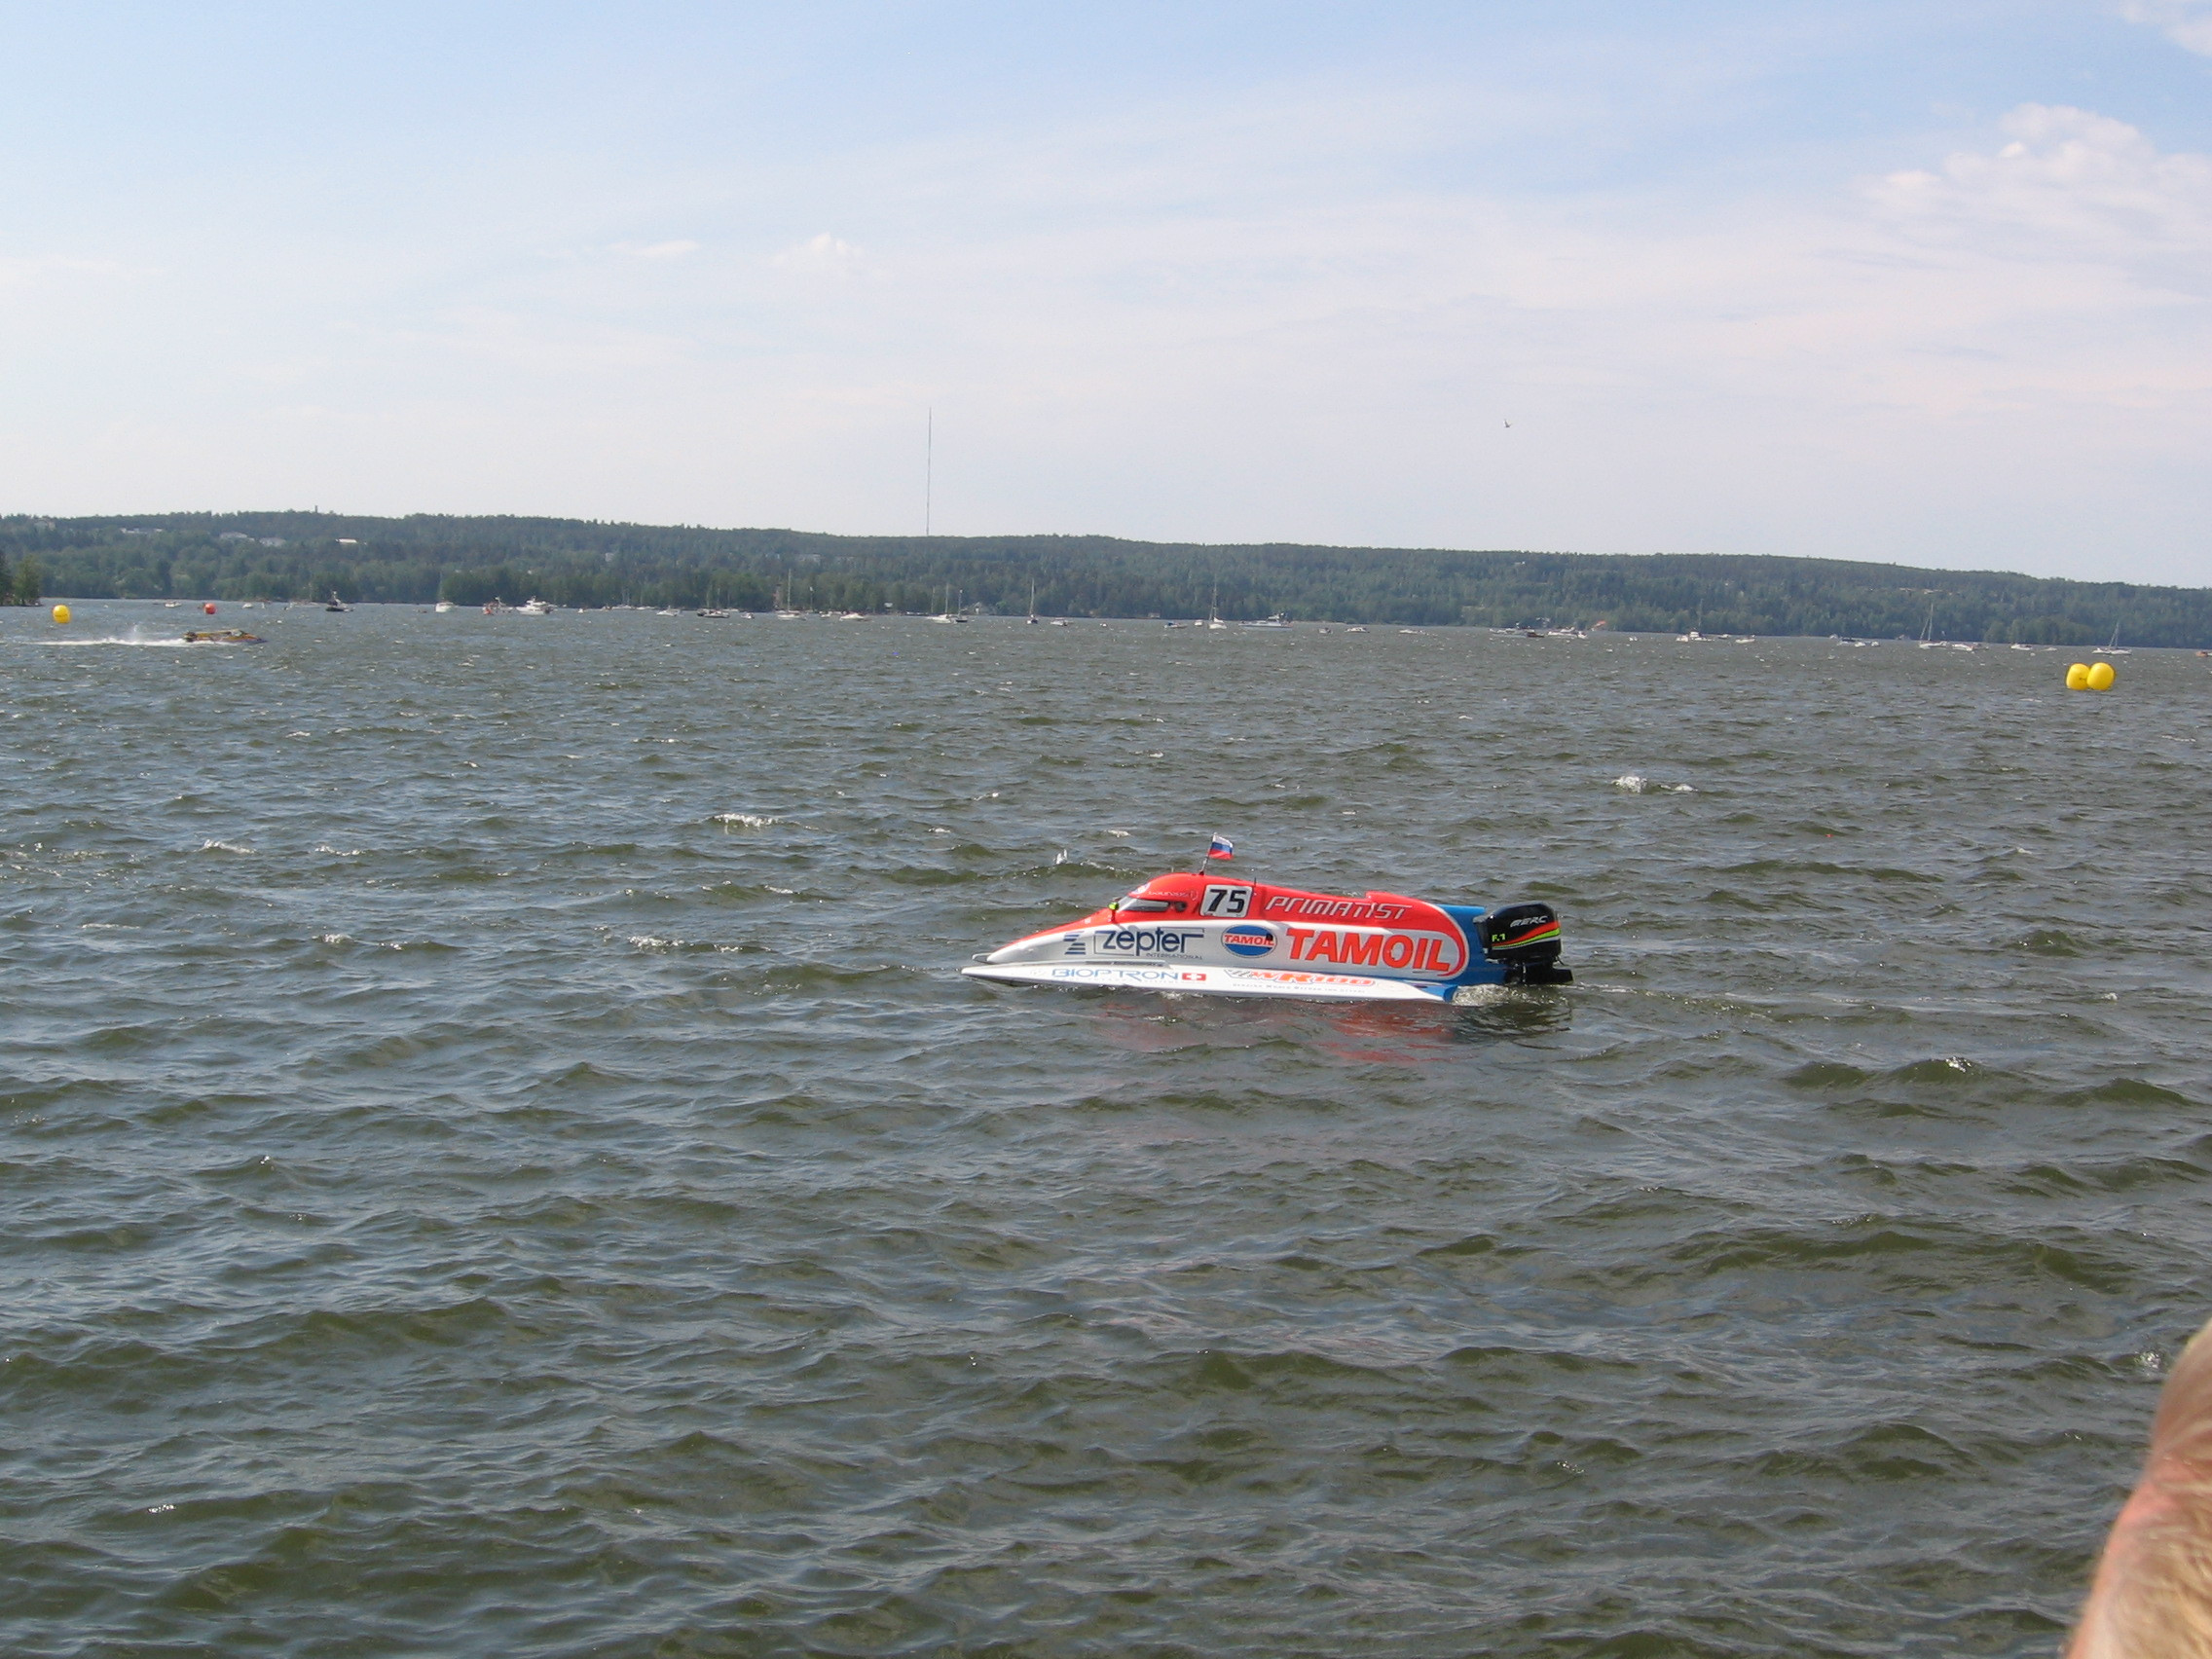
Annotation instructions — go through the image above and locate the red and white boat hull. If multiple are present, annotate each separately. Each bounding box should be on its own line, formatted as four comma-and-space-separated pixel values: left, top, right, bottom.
964, 870, 1568, 1002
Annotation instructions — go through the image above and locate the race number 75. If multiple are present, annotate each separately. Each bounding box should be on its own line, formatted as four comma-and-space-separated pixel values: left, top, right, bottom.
1201, 884, 1251, 917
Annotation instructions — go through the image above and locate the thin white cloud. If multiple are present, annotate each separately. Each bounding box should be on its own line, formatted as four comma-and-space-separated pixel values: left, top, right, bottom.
396, 306, 691, 374
0, 252, 126, 293
2120, 1, 2212, 55
772, 232, 861, 272
0, 253, 135, 355
617, 239, 700, 260
1869, 104, 2212, 274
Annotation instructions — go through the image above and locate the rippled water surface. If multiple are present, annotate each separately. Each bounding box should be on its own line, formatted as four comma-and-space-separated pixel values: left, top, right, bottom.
6, 604, 2211, 1657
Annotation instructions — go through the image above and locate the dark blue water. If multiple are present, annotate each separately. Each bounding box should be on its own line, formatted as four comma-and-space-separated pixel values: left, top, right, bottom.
5, 604, 2208, 1656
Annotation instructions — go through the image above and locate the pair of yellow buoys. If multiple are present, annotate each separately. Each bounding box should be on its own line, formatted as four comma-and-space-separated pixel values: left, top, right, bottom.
2065, 661, 2116, 691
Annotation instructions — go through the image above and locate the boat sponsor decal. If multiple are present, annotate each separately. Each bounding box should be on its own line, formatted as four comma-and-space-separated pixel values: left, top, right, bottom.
1220, 923, 1276, 957
1047, 965, 1208, 983
1222, 968, 1392, 989
1490, 917, 1560, 949
1089, 926, 1205, 957
1259, 895, 1417, 923
1281, 925, 1462, 976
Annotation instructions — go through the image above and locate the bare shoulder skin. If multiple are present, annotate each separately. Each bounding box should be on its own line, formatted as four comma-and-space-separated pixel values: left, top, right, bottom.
2070, 1319, 2212, 1658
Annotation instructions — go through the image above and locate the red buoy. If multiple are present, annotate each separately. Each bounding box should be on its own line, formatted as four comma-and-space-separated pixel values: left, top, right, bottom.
203, 603, 217, 614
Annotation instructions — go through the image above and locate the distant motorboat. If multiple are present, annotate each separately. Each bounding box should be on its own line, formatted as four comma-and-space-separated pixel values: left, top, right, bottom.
325, 591, 350, 612
968, 869, 1570, 1000
434, 600, 455, 613
518, 598, 554, 615
696, 608, 730, 619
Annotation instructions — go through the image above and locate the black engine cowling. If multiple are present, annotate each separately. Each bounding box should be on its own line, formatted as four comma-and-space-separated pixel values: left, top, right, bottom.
1479, 902, 1572, 985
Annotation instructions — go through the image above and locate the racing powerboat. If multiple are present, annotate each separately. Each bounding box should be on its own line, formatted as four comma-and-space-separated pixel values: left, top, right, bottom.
965, 870, 1569, 1002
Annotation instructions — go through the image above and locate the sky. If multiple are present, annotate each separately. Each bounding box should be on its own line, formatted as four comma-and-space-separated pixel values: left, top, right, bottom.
2, 1, 2209, 582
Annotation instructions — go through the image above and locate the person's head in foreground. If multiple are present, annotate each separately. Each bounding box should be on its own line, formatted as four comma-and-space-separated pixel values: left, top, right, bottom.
2071, 1316, 2212, 1657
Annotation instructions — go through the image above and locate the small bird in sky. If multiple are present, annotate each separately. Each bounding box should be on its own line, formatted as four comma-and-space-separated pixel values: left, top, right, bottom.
1503, 419, 1513, 428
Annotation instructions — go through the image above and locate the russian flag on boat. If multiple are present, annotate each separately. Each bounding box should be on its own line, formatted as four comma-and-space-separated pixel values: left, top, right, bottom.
1207, 834, 1235, 861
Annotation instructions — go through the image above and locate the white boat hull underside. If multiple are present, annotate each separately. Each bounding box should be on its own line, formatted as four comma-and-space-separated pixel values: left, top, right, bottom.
961, 960, 1449, 1001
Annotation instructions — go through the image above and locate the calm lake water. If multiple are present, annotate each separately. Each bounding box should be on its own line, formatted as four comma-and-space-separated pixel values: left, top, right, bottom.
5, 604, 2209, 1657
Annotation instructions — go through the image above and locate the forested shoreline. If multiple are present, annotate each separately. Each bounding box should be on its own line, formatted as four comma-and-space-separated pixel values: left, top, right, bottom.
0, 544, 40, 605
7, 511, 2207, 645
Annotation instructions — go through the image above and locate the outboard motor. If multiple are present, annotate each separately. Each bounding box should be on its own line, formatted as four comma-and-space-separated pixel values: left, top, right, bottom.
1479, 902, 1572, 985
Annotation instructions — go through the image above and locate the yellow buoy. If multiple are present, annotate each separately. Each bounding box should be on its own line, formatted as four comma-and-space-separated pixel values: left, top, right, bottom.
2065, 662, 2089, 689
50, 603, 70, 625
2086, 661, 2116, 691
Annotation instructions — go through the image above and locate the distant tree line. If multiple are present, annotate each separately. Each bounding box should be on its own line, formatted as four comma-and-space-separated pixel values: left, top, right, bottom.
7, 511, 2209, 646
0, 543, 38, 605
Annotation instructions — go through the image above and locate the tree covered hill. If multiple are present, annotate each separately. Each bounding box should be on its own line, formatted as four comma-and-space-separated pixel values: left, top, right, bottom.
6, 510, 2206, 645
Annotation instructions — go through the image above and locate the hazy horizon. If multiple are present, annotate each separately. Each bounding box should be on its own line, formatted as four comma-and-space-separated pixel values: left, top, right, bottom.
30, 508, 2212, 601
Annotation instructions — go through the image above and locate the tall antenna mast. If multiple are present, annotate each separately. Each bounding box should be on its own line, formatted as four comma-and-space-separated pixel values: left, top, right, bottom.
925, 408, 933, 537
